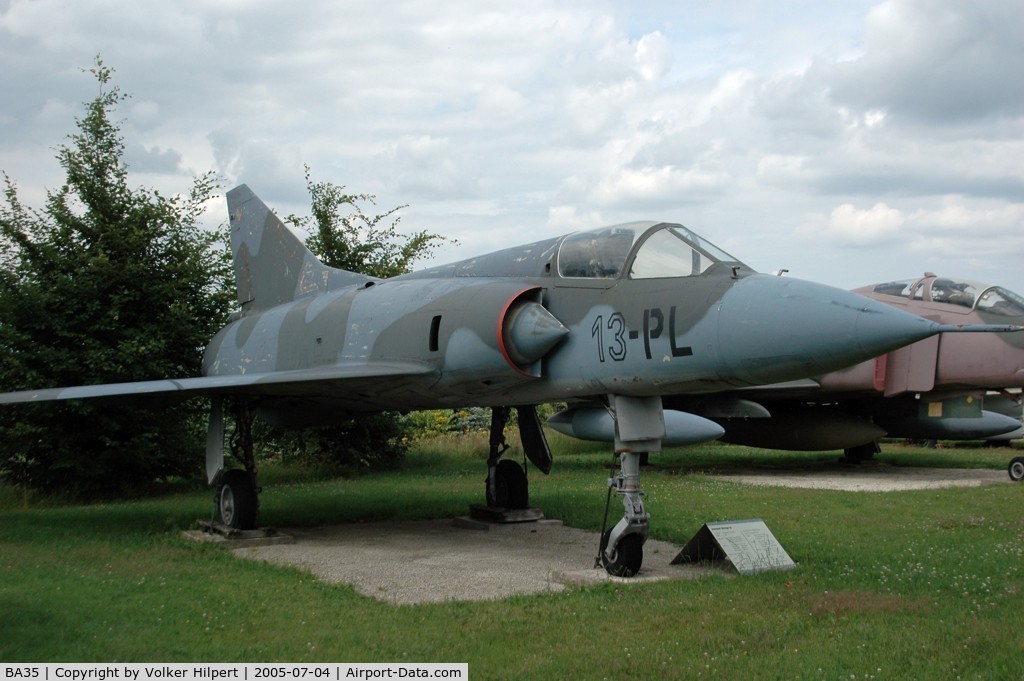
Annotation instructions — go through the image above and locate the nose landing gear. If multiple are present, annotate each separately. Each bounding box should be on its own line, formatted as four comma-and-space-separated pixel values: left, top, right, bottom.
596, 395, 665, 577
598, 450, 649, 577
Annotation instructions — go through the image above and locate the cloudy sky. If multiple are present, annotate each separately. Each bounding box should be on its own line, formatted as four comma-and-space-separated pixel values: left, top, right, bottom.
2, 0, 1022, 293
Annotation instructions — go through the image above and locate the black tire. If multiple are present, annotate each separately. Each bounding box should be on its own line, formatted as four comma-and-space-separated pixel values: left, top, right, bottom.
842, 441, 879, 463
1008, 456, 1024, 482
488, 459, 529, 509
217, 469, 258, 529
600, 530, 644, 578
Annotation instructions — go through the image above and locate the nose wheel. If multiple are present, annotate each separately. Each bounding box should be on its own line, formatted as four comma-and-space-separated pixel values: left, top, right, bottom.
600, 529, 644, 577
598, 449, 650, 577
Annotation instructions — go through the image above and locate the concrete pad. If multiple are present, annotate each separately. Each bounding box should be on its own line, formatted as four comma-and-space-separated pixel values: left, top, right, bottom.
183, 524, 295, 548
231, 519, 717, 605
226, 466, 1008, 604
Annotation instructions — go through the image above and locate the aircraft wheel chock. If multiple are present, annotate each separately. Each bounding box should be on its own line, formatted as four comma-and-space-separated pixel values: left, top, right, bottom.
489, 459, 529, 509
1008, 456, 1024, 482
217, 469, 258, 529
600, 531, 644, 578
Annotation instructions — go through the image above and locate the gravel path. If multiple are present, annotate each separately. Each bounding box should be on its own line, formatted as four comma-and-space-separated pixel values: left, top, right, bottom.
708, 464, 1010, 491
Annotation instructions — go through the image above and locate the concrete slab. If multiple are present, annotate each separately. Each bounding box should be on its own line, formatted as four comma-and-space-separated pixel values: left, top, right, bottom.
225, 466, 1008, 604
183, 525, 295, 549
231, 519, 718, 605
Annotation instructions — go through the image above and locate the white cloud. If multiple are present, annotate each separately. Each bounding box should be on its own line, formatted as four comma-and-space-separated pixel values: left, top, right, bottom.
904, 199, 1024, 251
826, 0, 1024, 123
818, 202, 907, 246
0, 0, 1021, 296
589, 166, 730, 208
634, 31, 672, 82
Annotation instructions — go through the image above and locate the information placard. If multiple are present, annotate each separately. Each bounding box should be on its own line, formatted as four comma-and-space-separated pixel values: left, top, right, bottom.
672, 518, 795, 574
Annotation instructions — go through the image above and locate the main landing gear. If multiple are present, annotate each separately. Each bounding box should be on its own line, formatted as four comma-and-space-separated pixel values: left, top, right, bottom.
484, 405, 553, 510
595, 395, 664, 578
208, 398, 261, 530
841, 441, 879, 464
1009, 456, 1024, 482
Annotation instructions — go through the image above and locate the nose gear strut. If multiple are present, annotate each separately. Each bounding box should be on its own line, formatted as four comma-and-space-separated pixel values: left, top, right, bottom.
596, 395, 663, 577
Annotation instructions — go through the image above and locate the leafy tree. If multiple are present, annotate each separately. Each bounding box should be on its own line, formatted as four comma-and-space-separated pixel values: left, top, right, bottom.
260, 167, 453, 470
0, 57, 234, 496
286, 165, 449, 277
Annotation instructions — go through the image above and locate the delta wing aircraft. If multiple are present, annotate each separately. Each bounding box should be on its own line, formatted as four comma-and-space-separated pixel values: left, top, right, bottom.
2, 186, 1017, 576
676, 273, 1024, 477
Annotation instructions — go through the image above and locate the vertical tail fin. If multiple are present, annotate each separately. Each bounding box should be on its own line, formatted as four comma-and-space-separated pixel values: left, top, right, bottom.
226, 185, 377, 313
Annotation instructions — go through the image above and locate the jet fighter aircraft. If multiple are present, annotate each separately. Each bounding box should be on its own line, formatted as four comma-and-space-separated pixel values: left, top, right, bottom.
1, 186, 1016, 576
675, 273, 1024, 474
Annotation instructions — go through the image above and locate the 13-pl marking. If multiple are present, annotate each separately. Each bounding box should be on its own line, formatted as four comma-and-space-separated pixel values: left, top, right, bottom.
592, 306, 693, 362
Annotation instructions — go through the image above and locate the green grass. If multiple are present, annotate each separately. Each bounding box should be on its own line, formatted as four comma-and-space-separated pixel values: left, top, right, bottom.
2, 437, 1023, 678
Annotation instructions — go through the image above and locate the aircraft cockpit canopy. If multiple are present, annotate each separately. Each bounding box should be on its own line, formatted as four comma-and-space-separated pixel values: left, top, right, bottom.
872, 276, 1024, 317
557, 222, 742, 279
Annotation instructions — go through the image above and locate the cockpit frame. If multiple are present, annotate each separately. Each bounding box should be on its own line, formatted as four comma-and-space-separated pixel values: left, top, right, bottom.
871, 274, 1024, 317
555, 222, 745, 282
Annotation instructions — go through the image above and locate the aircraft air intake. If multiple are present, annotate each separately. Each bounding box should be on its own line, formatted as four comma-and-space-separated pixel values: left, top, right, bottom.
501, 301, 569, 366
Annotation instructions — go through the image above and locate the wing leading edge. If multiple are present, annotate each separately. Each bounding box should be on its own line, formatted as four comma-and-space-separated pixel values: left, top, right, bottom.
0, 362, 434, 405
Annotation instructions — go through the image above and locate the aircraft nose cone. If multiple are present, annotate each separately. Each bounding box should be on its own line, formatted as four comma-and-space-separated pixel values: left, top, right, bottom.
716, 274, 941, 386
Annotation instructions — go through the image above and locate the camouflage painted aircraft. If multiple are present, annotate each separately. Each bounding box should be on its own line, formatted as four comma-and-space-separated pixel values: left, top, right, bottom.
680, 273, 1024, 478
2, 186, 1017, 576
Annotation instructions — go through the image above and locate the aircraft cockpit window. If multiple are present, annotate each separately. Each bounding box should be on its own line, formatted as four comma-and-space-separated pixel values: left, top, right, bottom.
976, 286, 1024, 317
669, 226, 737, 264
557, 227, 638, 278
872, 280, 915, 298
929, 278, 978, 308
629, 226, 736, 279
